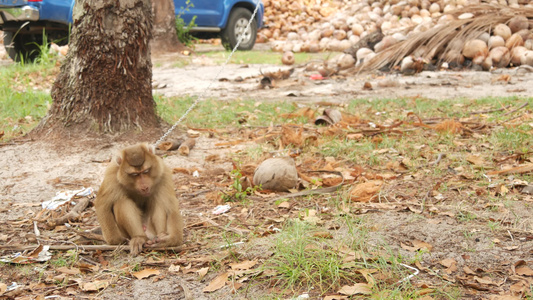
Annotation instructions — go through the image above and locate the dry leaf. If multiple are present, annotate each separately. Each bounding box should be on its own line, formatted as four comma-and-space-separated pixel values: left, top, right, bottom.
277, 201, 290, 209
349, 180, 383, 202
57, 267, 81, 275
413, 240, 433, 251
474, 276, 495, 285
466, 155, 485, 167
338, 283, 372, 295
197, 267, 209, 280
81, 280, 109, 291
229, 260, 257, 270
132, 269, 160, 279
169, 264, 180, 273
203, 272, 229, 293
433, 119, 463, 134
0, 282, 7, 294
463, 266, 476, 275
440, 258, 456, 268
516, 265, 533, 276
324, 296, 348, 300
312, 231, 333, 239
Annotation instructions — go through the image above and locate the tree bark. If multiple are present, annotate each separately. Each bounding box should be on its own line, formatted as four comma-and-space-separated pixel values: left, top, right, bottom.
151, 0, 185, 53
34, 0, 160, 135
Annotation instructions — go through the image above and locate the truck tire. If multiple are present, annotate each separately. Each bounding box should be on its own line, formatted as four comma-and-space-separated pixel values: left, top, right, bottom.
3, 31, 41, 62
220, 7, 257, 51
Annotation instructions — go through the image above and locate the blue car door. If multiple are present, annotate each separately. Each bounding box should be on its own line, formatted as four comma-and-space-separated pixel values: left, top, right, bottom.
174, 0, 224, 28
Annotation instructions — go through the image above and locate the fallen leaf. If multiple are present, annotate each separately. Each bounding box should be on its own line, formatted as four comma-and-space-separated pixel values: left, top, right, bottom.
168, 264, 180, 273
338, 283, 372, 295
466, 155, 485, 167
349, 180, 383, 202
81, 280, 109, 291
313, 231, 333, 239
197, 267, 209, 280
412, 240, 433, 252
203, 272, 229, 293
463, 266, 476, 275
0, 282, 6, 294
277, 201, 290, 209
474, 276, 495, 285
57, 267, 81, 275
229, 260, 257, 270
324, 296, 348, 300
132, 269, 160, 279
516, 265, 533, 276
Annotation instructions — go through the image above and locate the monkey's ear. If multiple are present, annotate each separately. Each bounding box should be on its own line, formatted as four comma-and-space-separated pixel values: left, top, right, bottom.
146, 144, 156, 155
115, 154, 123, 166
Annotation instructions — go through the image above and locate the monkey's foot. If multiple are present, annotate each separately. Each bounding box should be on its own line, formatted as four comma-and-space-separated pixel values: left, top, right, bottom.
129, 236, 148, 255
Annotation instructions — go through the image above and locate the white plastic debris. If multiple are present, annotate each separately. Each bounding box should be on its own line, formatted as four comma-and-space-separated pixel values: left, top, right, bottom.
192, 170, 200, 178
42, 187, 94, 210
212, 204, 231, 215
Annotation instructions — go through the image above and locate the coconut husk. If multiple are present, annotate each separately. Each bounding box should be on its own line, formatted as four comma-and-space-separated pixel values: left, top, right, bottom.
357, 4, 533, 73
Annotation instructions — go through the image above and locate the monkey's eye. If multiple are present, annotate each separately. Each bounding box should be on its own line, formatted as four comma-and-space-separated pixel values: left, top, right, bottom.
130, 173, 139, 177
142, 168, 150, 174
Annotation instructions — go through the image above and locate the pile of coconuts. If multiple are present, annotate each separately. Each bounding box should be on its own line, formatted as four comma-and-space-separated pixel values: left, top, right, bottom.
258, 0, 533, 72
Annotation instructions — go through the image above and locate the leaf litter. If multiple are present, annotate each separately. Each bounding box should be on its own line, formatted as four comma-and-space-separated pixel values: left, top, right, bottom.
1, 97, 533, 298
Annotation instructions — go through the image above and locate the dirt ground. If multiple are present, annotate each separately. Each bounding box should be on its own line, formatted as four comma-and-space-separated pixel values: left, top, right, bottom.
1, 46, 533, 299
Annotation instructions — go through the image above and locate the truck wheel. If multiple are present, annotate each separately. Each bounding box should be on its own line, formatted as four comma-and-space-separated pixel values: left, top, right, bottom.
3, 31, 40, 62
220, 7, 257, 51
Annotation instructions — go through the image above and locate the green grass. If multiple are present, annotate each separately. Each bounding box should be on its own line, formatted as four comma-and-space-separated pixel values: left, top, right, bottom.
0, 62, 55, 141
201, 50, 335, 65
155, 95, 302, 128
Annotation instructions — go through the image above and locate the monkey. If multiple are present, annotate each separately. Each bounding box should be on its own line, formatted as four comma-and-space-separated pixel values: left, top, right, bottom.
95, 143, 183, 255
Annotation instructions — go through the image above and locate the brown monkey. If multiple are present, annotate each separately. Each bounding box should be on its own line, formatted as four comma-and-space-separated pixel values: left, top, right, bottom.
95, 143, 183, 255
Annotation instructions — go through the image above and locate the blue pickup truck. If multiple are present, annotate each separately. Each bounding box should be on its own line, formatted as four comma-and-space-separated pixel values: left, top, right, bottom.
0, 0, 264, 61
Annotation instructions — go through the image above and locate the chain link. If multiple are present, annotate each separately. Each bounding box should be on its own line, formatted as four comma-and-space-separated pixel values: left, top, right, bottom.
154, 1, 262, 147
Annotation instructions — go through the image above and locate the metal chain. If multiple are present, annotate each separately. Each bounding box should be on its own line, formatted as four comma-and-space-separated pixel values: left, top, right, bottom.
154, 1, 262, 147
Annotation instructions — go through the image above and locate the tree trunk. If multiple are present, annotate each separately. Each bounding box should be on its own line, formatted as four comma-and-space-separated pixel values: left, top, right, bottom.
34, 0, 159, 135
151, 0, 184, 53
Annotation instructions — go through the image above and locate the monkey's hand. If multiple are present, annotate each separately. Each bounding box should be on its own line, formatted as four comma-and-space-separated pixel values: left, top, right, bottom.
129, 236, 148, 255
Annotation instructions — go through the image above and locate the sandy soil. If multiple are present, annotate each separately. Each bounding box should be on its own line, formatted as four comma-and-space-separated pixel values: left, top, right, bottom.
1, 46, 533, 299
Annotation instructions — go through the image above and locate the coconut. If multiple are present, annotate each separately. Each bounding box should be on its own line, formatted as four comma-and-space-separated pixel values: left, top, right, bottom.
508, 15, 529, 33
400, 56, 414, 73
490, 46, 511, 68
525, 39, 533, 50
374, 36, 398, 52
481, 56, 493, 71
494, 24, 512, 40
338, 40, 352, 51
333, 29, 347, 40
429, 3, 440, 13
488, 36, 505, 49
511, 46, 527, 65
462, 39, 488, 59
351, 23, 365, 36
253, 157, 298, 192
356, 48, 375, 62
521, 51, 533, 66
505, 33, 524, 49
336, 54, 356, 69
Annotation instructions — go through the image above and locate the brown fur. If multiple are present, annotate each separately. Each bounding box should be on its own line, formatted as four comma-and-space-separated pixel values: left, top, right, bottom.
95, 143, 183, 255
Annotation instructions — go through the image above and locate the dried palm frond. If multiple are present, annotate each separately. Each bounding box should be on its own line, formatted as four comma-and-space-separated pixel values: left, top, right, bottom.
358, 4, 533, 72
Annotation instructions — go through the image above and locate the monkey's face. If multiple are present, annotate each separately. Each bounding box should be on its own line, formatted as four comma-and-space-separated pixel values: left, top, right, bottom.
116, 144, 160, 198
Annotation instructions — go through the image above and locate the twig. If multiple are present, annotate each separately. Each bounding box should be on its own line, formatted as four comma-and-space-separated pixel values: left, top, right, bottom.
502, 102, 528, 116
45, 198, 91, 227
428, 153, 446, 167
469, 105, 511, 114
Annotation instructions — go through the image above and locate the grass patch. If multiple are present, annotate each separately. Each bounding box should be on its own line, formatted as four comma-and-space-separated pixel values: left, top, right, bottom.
155, 96, 302, 128
0, 62, 56, 141
201, 50, 336, 65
